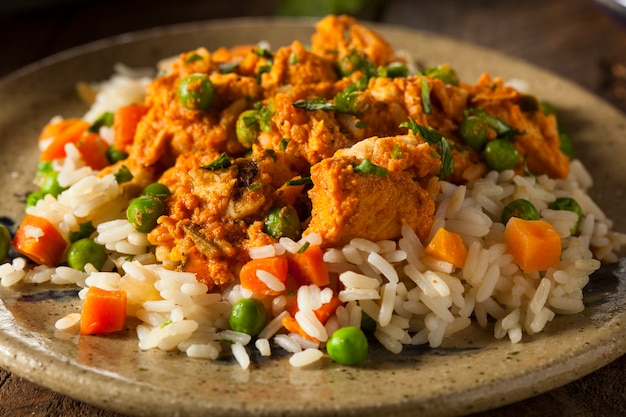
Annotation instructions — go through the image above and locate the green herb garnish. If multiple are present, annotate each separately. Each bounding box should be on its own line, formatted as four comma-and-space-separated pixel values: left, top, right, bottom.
334, 84, 361, 116
353, 159, 389, 177
264, 149, 277, 161
293, 98, 335, 112
391, 143, 403, 159
114, 165, 133, 184
297, 241, 311, 254
399, 117, 454, 179
185, 53, 203, 63
279, 137, 290, 151
200, 153, 232, 170
88, 111, 114, 133
257, 101, 275, 132
286, 177, 312, 186
420, 76, 432, 115
255, 47, 273, 60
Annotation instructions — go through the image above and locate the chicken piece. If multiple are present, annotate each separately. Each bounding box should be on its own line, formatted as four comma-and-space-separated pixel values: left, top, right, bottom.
148, 149, 306, 290
311, 15, 397, 68
333, 135, 440, 178
128, 57, 262, 168
469, 74, 570, 179
306, 136, 437, 247
261, 40, 339, 93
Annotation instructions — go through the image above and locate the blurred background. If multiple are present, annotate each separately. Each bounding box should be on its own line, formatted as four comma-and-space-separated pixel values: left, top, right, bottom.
0, 0, 625, 113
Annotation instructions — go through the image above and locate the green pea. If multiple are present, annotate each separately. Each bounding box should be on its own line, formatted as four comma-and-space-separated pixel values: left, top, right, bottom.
459, 116, 489, 150
424, 64, 459, 86
127, 196, 165, 233
483, 139, 519, 171
326, 326, 368, 366
264, 206, 302, 240
26, 190, 46, 209
0, 224, 10, 261
106, 145, 128, 164
549, 197, 583, 235
501, 199, 540, 224
141, 183, 171, 201
178, 73, 215, 111
235, 110, 261, 148
229, 298, 267, 336
69, 221, 96, 243
67, 238, 107, 271
384, 62, 409, 78
40, 170, 66, 197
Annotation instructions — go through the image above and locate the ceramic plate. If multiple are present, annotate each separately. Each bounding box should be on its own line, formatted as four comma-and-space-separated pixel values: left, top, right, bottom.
0, 18, 625, 417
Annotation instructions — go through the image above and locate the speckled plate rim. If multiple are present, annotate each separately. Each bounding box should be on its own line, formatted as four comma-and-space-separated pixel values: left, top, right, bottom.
0, 17, 625, 417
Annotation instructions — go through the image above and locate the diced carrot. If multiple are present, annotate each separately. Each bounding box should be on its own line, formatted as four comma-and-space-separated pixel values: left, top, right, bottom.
113, 104, 149, 150
313, 294, 343, 324
39, 119, 90, 162
282, 316, 319, 342
239, 255, 288, 296
12, 214, 67, 266
76, 133, 110, 170
504, 217, 562, 273
424, 228, 468, 268
287, 244, 330, 287
80, 287, 127, 335
284, 294, 298, 316
181, 247, 216, 291
283, 293, 343, 326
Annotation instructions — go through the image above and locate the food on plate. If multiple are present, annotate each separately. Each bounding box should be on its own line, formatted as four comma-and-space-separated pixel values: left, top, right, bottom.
1, 15, 625, 369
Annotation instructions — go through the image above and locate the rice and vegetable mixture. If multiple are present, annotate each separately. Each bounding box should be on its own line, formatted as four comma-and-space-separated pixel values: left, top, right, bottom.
1, 15, 625, 369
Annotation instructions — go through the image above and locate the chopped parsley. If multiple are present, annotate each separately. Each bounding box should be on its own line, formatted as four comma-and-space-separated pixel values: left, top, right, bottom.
264, 149, 277, 161
420, 76, 432, 115
255, 47, 273, 60
339, 49, 376, 80
286, 177, 312, 186
353, 159, 389, 177
256, 63, 272, 84
297, 241, 311, 254
114, 165, 133, 184
279, 137, 290, 151
293, 97, 335, 112
465, 108, 519, 140
391, 143, 403, 159
355, 121, 367, 129
185, 53, 203, 63
200, 153, 232, 170
399, 117, 454, 179
88, 111, 114, 133
333, 84, 361, 116
256, 101, 275, 132
293, 85, 361, 116
289, 52, 299, 65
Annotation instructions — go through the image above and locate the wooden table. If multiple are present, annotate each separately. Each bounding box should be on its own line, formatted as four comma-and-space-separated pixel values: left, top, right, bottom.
1, 0, 625, 416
